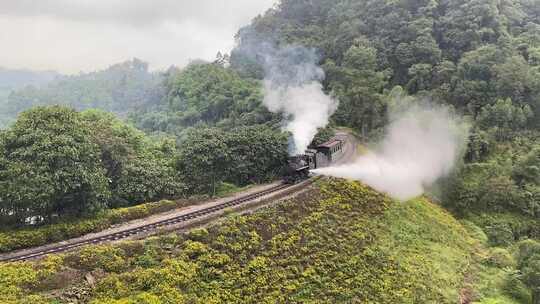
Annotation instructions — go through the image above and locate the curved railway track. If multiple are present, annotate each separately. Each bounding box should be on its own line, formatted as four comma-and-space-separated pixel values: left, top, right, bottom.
1, 179, 317, 263
0, 132, 356, 264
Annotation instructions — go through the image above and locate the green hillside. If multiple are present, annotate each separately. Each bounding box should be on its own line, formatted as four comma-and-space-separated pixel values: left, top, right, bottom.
0, 179, 505, 304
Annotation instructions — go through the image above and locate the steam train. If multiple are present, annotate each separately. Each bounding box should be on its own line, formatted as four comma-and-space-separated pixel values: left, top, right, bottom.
284, 137, 345, 183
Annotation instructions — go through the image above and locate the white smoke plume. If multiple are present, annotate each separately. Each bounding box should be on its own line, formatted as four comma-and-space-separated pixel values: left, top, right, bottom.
232, 37, 338, 155
261, 45, 338, 155
313, 101, 469, 201
263, 81, 337, 155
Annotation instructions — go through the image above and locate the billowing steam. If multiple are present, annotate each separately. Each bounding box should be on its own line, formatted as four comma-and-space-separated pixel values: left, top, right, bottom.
264, 81, 337, 155
313, 102, 469, 201
262, 45, 338, 155
233, 38, 338, 155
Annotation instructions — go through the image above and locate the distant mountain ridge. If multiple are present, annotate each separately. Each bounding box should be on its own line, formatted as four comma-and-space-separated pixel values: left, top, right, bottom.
0, 67, 61, 89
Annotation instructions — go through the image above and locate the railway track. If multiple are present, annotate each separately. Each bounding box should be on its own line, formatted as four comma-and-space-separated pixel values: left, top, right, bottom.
0, 179, 316, 263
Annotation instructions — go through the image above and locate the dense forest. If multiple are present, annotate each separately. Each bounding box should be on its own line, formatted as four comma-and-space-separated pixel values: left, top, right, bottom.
1, 0, 540, 302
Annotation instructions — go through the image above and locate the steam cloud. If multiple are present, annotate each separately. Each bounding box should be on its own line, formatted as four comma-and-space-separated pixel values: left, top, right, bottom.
263, 81, 338, 155
234, 38, 338, 155
262, 45, 338, 155
313, 102, 469, 201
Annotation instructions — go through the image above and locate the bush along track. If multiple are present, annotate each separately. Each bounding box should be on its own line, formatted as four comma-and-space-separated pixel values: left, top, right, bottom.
0, 179, 483, 304
0, 198, 204, 254
0, 182, 298, 262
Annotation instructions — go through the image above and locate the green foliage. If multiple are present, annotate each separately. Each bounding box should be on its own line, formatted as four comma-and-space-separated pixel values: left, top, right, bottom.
373, 196, 475, 301
324, 40, 388, 136
0, 105, 186, 229
477, 98, 533, 140
514, 239, 540, 303
487, 248, 516, 268
309, 126, 335, 146
443, 132, 540, 223
521, 256, 540, 304
215, 182, 246, 197
166, 63, 263, 124
67, 245, 127, 272
0, 106, 110, 225
131, 62, 276, 135
176, 126, 287, 195
233, 0, 540, 135
0, 255, 62, 303
175, 128, 232, 196
1, 0, 540, 301
80, 109, 184, 206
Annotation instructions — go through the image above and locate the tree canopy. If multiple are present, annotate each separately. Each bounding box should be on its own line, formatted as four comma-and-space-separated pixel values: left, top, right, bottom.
0, 106, 110, 225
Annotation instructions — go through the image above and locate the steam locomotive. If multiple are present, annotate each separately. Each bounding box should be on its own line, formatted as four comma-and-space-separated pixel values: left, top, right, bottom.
284, 137, 345, 183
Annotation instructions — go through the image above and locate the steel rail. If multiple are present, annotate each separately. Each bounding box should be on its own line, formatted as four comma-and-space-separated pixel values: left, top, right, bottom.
0, 180, 313, 263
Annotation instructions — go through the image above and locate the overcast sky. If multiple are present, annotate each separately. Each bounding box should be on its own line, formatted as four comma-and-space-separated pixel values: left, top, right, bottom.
0, 0, 276, 74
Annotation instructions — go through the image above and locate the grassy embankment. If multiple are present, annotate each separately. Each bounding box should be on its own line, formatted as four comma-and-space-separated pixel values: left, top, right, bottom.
1, 179, 512, 303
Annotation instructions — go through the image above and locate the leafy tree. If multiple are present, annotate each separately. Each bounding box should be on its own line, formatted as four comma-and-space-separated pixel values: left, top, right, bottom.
0, 106, 110, 225
513, 147, 540, 185
465, 130, 490, 162
516, 240, 540, 303
176, 128, 231, 196
81, 110, 184, 206
114, 153, 185, 205
175, 126, 288, 196
522, 256, 540, 304
326, 41, 388, 136
165, 63, 264, 126
494, 56, 536, 104
132, 62, 277, 135
451, 45, 502, 112
477, 98, 533, 139
437, 0, 504, 60
225, 126, 288, 185
310, 126, 335, 147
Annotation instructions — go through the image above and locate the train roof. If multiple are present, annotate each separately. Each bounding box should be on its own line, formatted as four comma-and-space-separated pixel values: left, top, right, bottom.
318, 139, 342, 149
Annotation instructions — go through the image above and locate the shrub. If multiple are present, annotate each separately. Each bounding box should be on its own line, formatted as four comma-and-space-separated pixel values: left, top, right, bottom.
0, 261, 45, 303
94, 274, 131, 299
487, 248, 516, 268
485, 223, 514, 246
187, 228, 209, 242
502, 272, 532, 303
68, 245, 127, 273
461, 220, 489, 245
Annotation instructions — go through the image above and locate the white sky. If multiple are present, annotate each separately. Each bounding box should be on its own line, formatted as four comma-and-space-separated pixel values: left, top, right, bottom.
0, 0, 277, 74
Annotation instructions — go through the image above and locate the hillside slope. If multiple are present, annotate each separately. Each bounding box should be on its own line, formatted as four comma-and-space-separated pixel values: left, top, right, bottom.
0, 179, 484, 303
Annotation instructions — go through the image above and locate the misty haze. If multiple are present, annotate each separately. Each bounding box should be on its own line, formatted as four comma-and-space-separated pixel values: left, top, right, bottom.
0, 1, 539, 304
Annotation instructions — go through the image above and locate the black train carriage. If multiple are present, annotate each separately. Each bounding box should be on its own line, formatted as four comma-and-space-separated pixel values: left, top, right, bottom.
283, 137, 345, 183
